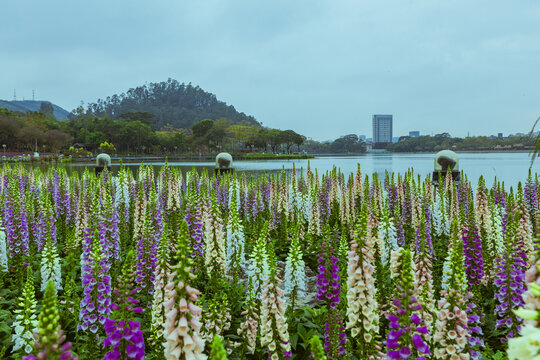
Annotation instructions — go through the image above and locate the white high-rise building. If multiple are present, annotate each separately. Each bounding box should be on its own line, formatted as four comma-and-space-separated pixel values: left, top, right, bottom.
372, 115, 393, 143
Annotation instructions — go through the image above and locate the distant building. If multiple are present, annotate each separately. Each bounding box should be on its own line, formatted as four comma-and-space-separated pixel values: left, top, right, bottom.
372, 115, 393, 145
498, 133, 503, 139
409, 131, 420, 138
358, 135, 367, 142
392, 137, 399, 143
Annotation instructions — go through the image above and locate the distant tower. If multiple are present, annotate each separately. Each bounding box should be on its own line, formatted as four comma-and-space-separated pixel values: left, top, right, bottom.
13, 89, 16, 101
32, 89, 35, 101
372, 114, 393, 143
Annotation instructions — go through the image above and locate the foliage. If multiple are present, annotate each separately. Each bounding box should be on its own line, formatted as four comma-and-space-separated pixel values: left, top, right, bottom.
302, 134, 366, 154
98, 141, 117, 153
76, 78, 259, 129
387, 133, 535, 152
0, 110, 72, 153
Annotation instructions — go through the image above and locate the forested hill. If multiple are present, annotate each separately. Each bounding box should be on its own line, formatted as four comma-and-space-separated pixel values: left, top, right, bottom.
0, 100, 70, 120
76, 79, 260, 129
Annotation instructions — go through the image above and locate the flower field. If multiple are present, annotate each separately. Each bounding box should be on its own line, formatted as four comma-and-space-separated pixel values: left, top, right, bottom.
0, 163, 539, 360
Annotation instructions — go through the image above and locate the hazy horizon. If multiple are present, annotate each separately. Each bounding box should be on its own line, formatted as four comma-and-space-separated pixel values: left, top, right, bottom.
2, 1, 539, 141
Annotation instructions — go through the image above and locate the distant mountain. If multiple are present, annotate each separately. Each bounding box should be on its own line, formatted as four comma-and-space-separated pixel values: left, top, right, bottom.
0, 100, 70, 120
79, 78, 260, 129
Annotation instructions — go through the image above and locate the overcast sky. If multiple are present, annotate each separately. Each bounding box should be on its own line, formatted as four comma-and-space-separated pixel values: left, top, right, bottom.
1, 0, 539, 141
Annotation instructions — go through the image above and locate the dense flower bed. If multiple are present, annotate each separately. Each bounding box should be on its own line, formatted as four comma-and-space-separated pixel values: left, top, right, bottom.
0, 163, 538, 359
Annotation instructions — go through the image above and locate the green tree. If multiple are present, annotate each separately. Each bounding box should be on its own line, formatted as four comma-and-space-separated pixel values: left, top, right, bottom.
0, 114, 22, 148
282, 129, 303, 154
191, 119, 215, 150
45, 129, 72, 153
85, 131, 107, 150
267, 129, 284, 153
207, 118, 229, 150
16, 125, 44, 151
330, 134, 366, 153
192, 119, 214, 138
117, 121, 154, 154
119, 111, 157, 129
99, 141, 117, 153
293, 133, 306, 152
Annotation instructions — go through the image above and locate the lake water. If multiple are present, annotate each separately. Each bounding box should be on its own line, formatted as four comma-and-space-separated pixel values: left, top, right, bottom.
55, 151, 539, 189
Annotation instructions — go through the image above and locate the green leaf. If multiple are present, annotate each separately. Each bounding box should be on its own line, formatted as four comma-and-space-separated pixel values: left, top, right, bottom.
303, 321, 318, 329
289, 333, 298, 349
297, 323, 307, 338
0, 322, 10, 334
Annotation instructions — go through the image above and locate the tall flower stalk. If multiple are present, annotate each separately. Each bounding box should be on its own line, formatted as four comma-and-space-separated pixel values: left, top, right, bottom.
78, 228, 112, 336
433, 223, 471, 359
0, 219, 7, 272
260, 242, 292, 359
494, 231, 528, 342
508, 238, 540, 359
238, 281, 259, 355
226, 180, 245, 270
386, 248, 431, 360
346, 208, 380, 358
103, 250, 145, 360
23, 281, 76, 360
247, 221, 270, 298
40, 235, 62, 294
283, 226, 306, 310
317, 230, 346, 358
12, 267, 38, 356
162, 221, 206, 360
203, 194, 227, 279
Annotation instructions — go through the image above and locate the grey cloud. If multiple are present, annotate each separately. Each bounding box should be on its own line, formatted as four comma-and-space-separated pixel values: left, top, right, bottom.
1, 0, 539, 140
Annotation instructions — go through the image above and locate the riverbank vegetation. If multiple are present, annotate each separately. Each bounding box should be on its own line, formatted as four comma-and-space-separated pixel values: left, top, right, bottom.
0, 107, 307, 156
1, 106, 362, 158
388, 132, 535, 152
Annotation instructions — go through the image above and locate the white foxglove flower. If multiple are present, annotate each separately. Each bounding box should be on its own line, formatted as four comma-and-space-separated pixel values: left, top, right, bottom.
490, 204, 505, 254
432, 195, 449, 237
228, 179, 241, 210
508, 324, 540, 360
246, 223, 270, 298
226, 215, 245, 269
378, 211, 398, 266
283, 233, 306, 309
440, 254, 451, 290
113, 174, 130, 210
40, 241, 62, 293
0, 223, 7, 272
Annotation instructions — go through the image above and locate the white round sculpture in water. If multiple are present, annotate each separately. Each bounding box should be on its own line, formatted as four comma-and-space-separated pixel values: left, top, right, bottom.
95, 153, 112, 174
215, 152, 234, 174
432, 149, 460, 184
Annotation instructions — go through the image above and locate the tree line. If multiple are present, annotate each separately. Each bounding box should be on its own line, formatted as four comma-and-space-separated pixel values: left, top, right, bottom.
387, 133, 535, 152
1, 106, 368, 156
0, 108, 72, 153
0, 107, 311, 155
302, 134, 367, 154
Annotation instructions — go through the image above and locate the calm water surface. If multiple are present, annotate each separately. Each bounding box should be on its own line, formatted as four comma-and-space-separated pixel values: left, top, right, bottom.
55, 152, 540, 189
